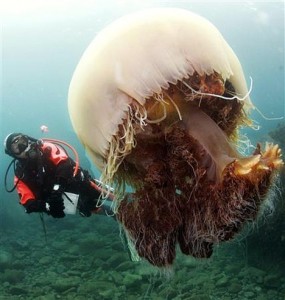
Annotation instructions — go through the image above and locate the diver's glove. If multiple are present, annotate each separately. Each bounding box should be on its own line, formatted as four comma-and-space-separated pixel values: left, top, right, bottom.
46, 185, 65, 218
24, 199, 47, 213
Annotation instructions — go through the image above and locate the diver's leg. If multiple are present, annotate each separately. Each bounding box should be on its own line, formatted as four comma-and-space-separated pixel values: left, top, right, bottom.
78, 177, 116, 217
77, 194, 93, 217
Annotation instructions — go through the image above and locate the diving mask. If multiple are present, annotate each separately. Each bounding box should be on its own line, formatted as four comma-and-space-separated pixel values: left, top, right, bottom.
10, 135, 29, 156
8, 134, 40, 159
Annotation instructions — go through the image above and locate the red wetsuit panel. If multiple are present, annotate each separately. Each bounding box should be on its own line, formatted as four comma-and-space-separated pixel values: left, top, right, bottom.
15, 177, 36, 205
41, 142, 68, 165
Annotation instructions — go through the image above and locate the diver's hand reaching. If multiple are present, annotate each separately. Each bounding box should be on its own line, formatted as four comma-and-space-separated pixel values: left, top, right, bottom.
24, 199, 47, 213
46, 191, 65, 218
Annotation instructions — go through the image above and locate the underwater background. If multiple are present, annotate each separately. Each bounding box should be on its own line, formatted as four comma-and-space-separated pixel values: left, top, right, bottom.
1, 1, 284, 299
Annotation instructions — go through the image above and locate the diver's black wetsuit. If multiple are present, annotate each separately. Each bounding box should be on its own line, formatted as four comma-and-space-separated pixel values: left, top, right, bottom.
15, 141, 101, 218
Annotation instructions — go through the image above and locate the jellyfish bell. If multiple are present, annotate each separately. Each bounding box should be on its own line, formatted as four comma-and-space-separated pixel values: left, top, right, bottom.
68, 8, 252, 175
68, 8, 283, 267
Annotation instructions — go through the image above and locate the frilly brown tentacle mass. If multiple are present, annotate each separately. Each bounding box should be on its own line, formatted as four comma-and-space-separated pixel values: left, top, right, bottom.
116, 73, 283, 267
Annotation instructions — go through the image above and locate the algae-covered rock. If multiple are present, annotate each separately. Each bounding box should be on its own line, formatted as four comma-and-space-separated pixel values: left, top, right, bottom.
110, 271, 124, 284
263, 273, 282, 288
0, 250, 13, 270
106, 252, 126, 266
66, 244, 80, 255
122, 273, 142, 287
215, 275, 229, 288
115, 261, 134, 272
9, 286, 28, 296
189, 295, 211, 300
39, 256, 54, 265
0, 269, 24, 284
78, 280, 116, 294
52, 277, 81, 292
228, 282, 242, 293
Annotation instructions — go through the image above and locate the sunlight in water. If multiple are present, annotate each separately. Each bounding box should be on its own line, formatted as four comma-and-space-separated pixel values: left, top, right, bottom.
1, 0, 109, 19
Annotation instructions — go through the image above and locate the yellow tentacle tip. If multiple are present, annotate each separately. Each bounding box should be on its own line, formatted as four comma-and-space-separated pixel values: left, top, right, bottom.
233, 143, 283, 178
234, 154, 261, 176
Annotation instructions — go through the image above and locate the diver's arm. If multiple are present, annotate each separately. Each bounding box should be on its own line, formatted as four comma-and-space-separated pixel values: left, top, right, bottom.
24, 199, 47, 213
15, 176, 36, 206
15, 177, 47, 213
15, 176, 64, 217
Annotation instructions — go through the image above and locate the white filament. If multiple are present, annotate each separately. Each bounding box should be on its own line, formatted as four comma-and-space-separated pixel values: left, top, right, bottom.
183, 76, 253, 102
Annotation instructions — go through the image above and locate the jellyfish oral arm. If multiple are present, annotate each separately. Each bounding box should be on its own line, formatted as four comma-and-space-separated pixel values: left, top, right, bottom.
180, 104, 238, 182
180, 103, 284, 183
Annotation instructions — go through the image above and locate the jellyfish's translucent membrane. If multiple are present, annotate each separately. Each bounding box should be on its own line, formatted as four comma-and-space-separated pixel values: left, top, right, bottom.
68, 8, 283, 267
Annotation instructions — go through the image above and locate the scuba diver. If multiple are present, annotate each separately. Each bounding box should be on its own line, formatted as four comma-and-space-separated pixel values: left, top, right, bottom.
4, 132, 114, 219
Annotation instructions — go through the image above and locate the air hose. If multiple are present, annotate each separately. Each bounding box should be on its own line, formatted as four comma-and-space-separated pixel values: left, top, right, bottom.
42, 138, 80, 177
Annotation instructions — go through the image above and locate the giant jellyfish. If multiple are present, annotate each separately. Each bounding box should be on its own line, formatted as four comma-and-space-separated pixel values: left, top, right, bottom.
68, 8, 283, 267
